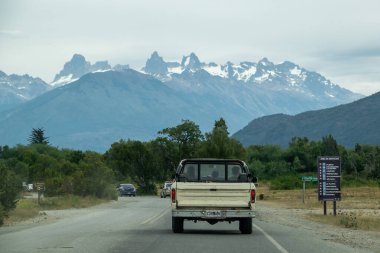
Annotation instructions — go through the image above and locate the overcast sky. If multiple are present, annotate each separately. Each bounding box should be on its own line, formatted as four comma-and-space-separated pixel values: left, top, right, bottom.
1, 0, 380, 95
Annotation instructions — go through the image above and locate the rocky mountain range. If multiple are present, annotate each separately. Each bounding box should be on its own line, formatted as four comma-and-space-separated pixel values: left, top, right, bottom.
51, 54, 129, 87
0, 52, 365, 151
0, 70, 50, 112
0, 70, 209, 151
143, 52, 362, 107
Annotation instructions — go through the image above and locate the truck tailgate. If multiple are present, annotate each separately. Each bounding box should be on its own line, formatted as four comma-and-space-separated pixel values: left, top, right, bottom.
175, 182, 251, 208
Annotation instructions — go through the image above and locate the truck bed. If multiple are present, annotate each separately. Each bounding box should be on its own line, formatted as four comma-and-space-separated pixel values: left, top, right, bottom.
175, 182, 252, 208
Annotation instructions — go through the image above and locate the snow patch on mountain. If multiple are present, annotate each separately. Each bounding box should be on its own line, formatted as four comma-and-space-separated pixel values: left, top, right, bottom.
50, 74, 78, 87
255, 73, 270, 83
168, 66, 183, 74
239, 66, 257, 82
203, 64, 228, 78
290, 66, 302, 76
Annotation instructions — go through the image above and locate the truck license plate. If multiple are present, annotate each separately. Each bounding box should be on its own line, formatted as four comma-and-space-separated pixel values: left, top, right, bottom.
206, 211, 222, 218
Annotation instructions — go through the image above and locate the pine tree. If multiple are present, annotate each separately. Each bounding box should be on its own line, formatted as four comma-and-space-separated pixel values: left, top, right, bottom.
28, 128, 49, 145
321, 134, 339, 156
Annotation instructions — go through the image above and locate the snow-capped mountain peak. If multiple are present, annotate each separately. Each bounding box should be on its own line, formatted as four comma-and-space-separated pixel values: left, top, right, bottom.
51, 54, 119, 87
54, 54, 91, 81
257, 57, 274, 68
139, 51, 360, 97
142, 52, 311, 85
181, 52, 202, 71
0, 71, 50, 111
142, 51, 168, 76
202, 62, 228, 78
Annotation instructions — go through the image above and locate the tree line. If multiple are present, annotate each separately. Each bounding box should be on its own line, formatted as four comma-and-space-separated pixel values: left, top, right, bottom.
1, 120, 380, 224
247, 136, 380, 189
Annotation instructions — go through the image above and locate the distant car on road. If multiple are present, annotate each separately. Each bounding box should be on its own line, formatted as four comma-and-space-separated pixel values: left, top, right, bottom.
118, 184, 136, 197
160, 181, 173, 198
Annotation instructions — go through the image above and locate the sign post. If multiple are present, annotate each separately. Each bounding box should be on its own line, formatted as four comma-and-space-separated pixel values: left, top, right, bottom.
318, 156, 341, 215
301, 176, 318, 203
35, 182, 45, 205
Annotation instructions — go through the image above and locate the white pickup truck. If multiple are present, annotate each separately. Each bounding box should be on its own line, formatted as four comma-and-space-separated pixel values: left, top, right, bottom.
171, 159, 257, 234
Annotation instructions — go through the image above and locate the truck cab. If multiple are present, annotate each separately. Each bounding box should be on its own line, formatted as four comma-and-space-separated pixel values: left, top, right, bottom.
171, 159, 257, 234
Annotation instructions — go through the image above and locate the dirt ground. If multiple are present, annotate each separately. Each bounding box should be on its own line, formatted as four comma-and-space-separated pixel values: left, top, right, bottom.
255, 185, 380, 253
256, 201, 380, 252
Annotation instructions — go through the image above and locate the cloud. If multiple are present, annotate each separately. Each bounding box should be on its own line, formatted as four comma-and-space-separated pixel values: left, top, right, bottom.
322, 47, 380, 61
0, 30, 22, 37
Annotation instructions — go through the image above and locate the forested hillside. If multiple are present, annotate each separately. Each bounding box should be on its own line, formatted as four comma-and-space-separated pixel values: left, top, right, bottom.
233, 91, 380, 147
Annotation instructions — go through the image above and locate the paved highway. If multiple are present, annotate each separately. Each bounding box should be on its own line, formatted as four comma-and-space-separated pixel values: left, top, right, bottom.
0, 196, 372, 253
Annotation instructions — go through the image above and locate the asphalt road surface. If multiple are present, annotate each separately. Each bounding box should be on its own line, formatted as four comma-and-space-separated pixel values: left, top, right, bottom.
0, 196, 373, 253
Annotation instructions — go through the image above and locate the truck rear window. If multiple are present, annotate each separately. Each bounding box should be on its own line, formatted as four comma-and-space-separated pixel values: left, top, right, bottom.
179, 162, 246, 182
200, 164, 225, 181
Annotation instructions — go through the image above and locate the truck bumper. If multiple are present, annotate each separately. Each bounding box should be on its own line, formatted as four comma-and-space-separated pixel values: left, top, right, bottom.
172, 209, 255, 219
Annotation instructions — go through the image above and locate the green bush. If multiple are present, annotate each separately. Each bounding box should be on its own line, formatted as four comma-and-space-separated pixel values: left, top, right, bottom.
270, 175, 302, 190
72, 153, 115, 199
136, 183, 157, 195
103, 184, 118, 200
0, 204, 5, 226
0, 163, 22, 226
0, 163, 22, 212
44, 176, 70, 196
341, 176, 378, 188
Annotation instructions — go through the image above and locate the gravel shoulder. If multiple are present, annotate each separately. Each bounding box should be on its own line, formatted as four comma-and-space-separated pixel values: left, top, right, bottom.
0, 199, 120, 235
256, 201, 380, 252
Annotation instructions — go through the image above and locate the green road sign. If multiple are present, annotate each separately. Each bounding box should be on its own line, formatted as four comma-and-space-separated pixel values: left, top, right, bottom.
301, 176, 318, 182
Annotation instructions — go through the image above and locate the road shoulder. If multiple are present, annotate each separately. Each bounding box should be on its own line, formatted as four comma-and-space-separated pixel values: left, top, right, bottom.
256, 201, 380, 252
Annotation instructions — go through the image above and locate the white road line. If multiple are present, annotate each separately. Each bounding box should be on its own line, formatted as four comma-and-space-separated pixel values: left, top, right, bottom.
147, 210, 169, 224
141, 209, 170, 225
141, 214, 158, 225
252, 223, 289, 253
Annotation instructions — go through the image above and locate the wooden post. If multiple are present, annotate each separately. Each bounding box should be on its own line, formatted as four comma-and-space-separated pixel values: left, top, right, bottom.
302, 180, 305, 204
333, 201, 337, 216
38, 191, 41, 205
36, 183, 44, 205
323, 201, 327, 215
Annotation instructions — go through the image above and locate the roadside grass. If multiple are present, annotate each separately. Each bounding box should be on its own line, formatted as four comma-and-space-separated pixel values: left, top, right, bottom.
5, 198, 41, 224
5, 195, 108, 225
308, 212, 380, 232
38, 195, 107, 209
256, 184, 380, 232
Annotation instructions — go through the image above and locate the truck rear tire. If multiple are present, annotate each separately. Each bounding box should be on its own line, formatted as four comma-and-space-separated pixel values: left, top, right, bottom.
172, 217, 184, 233
239, 218, 252, 234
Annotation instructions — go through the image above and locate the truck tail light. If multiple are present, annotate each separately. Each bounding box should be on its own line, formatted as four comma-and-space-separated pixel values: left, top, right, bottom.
250, 189, 256, 203
171, 188, 176, 203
